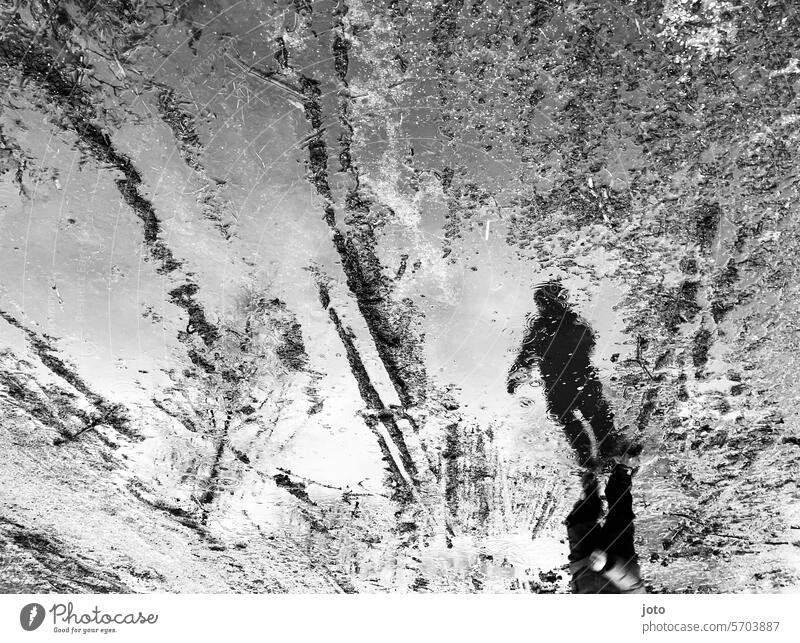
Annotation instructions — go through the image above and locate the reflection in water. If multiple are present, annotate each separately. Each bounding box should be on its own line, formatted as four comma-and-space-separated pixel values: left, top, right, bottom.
507, 281, 620, 467
565, 466, 646, 594
508, 281, 646, 593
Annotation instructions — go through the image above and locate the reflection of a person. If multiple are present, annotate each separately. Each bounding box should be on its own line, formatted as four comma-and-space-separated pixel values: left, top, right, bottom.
507, 281, 617, 467
566, 456, 646, 594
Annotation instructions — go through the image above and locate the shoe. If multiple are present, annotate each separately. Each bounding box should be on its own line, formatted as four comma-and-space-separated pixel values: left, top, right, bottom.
625, 442, 644, 457
613, 451, 641, 475
589, 549, 608, 572
610, 438, 642, 472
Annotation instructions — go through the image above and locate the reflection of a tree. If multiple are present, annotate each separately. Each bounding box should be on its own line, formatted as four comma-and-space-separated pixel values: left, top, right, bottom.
153, 283, 319, 524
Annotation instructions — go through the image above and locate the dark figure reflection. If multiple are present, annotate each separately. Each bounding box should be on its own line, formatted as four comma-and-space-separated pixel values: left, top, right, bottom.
507, 281, 619, 467
565, 461, 646, 594
508, 281, 646, 593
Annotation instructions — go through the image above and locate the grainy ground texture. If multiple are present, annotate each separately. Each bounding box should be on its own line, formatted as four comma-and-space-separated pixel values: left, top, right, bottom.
1, 0, 799, 593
